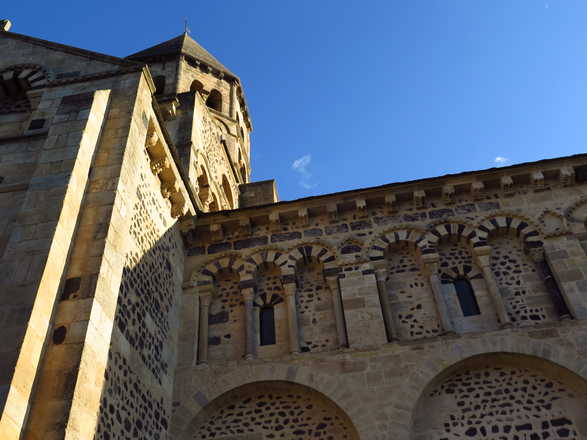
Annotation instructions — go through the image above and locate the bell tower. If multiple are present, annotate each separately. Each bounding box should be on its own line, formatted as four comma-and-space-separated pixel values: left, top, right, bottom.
127, 33, 253, 211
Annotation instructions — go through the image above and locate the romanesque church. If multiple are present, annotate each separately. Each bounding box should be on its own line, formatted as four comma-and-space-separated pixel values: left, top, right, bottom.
1, 19, 587, 440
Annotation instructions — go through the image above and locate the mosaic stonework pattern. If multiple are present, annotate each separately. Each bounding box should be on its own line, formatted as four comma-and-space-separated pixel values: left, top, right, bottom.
438, 241, 476, 279
192, 382, 358, 440
95, 352, 169, 440
385, 243, 440, 340
114, 179, 180, 383
490, 236, 554, 325
209, 269, 245, 361
95, 176, 181, 439
419, 365, 583, 439
296, 261, 338, 352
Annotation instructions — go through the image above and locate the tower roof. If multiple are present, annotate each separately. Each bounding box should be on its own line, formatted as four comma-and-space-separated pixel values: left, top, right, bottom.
127, 33, 236, 78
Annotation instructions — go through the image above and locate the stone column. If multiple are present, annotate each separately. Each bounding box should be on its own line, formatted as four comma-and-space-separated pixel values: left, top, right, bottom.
242, 287, 257, 359
229, 80, 237, 119
197, 290, 212, 365
180, 284, 200, 367
373, 265, 398, 342
422, 254, 454, 333
473, 246, 512, 327
283, 283, 301, 354
325, 276, 349, 348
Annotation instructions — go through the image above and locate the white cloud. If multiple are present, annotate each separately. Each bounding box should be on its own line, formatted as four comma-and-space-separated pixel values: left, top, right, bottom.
291, 154, 315, 189
292, 154, 311, 173
494, 156, 510, 165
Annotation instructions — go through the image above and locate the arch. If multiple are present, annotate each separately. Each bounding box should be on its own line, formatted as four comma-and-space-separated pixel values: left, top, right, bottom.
221, 175, 234, 209
208, 192, 219, 212
477, 213, 544, 250
486, 214, 564, 325
152, 75, 166, 96
205, 89, 222, 111
189, 79, 204, 94
290, 244, 341, 352
286, 242, 336, 273
207, 268, 245, 361
539, 209, 568, 237
411, 352, 587, 439
195, 254, 249, 287
251, 260, 289, 356
367, 227, 425, 261
421, 221, 482, 254
564, 195, 587, 223
185, 381, 360, 440
241, 248, 290, 283
0, 64, 49, 113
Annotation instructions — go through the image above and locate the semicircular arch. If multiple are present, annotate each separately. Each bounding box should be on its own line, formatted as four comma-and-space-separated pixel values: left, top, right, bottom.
410, 351, 587, 439
367, 227, 426, 262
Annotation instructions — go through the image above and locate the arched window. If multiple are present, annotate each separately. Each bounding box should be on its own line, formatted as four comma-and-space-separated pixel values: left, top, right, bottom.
209, 193, 219, 212
259, 306, 276, 346
190, 80, 204, 94
153, 75, 166, 96
206, 89, 222, 111
222, 175, 233, 208
452, 277, 480, 317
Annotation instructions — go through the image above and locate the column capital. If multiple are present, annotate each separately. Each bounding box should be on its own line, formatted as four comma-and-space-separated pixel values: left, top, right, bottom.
182, 282, 199, 294
373, 266, 388, 278
421, 252, 440, 266
283, 283, 296, 297
241, 287, 255, 301
472, 245, 493, 257
528, 247, 545, 263
199, 289, 213, 306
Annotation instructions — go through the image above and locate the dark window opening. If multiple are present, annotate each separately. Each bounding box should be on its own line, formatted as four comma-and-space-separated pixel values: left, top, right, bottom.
52, 326, 67, 345
453, 277, 481, 317
190, 80, 204, 94
539, 260, 572, 318
153, 76, 166, 96
206, 89, 222, 112
260, 306, 276, 346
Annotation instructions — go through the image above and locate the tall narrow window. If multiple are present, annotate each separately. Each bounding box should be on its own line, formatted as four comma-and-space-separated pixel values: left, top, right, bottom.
190, 80, 204, 94
259, 306, 276, 346
206, 89, 222, 111
153, 76, 166, 96
539, 260, 571, 318
453, 278, 480, 317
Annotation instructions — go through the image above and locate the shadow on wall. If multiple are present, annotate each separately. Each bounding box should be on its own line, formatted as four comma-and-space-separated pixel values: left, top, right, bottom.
90, 217, 183, 439
411, 353, 587, 440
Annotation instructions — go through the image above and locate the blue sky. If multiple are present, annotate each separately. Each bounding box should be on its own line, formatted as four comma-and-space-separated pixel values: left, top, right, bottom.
5, 1, 587, 200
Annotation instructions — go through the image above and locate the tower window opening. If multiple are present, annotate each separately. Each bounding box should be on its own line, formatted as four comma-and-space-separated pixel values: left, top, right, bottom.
190, 80, 204, 95
222, 175, 234, 208
153, 76, 166, 96
259, 306, 276, 346
206, 89, 222, 111
453, 277, 481, 317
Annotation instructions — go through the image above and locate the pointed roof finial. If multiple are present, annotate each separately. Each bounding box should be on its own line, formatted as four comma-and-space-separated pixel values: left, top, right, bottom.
184, 18, 190, 35
0, 19, 12, 32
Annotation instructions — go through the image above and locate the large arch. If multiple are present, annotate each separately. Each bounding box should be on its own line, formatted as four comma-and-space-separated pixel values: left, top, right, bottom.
411, 352, 587, 439
182, 380, 360, 440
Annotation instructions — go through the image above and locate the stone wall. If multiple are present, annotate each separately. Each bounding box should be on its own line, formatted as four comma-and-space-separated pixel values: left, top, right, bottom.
174, 157, 587, 439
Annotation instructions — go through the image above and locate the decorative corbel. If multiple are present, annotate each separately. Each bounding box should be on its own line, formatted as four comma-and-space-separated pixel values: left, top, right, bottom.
560, 167, 575, 186
471, 181, 484, 200
442, 184, 455, 205
413, 190, 426, 209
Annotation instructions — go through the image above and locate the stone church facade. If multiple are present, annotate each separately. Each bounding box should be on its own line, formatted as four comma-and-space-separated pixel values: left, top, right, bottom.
1, 20, 587, 440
